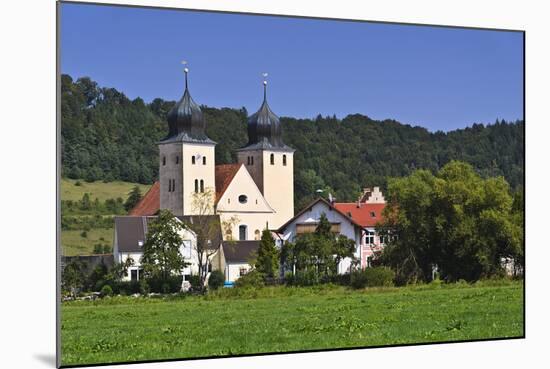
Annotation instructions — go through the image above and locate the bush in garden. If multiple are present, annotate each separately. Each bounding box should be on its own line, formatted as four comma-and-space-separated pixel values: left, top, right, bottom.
350, 267, 395, 289
235, 270, 265, 288
208, 270, 225, 290
100, 284, 113, 297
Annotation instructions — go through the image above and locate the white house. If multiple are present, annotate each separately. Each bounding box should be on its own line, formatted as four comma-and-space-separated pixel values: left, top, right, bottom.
277, 197, 364, 274
219, 240, 260, 284
113, 215, 223, 287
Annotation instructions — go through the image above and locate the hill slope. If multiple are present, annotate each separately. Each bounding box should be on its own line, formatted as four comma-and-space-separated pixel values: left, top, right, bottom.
61, 75, 524, 210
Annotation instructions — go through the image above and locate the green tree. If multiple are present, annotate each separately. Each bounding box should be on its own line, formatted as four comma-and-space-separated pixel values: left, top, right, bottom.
124, 186, 142, 212
62, 260, 85, 298
378, 161, 523, 283
255, 229, 280, 279
141, 210, 188, 284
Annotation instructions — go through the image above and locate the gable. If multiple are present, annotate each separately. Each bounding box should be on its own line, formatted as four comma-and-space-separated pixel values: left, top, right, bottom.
216, 165, 274, 213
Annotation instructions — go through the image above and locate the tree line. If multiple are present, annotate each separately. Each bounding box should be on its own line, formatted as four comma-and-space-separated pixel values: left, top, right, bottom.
61, 75, 524, 211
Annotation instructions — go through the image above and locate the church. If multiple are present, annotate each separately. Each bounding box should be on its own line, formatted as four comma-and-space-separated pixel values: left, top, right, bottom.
113, 68, 295, 283
128, 68, 294, 239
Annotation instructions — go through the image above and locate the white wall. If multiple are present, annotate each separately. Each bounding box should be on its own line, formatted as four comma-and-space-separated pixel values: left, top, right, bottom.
225, 262, 253, 283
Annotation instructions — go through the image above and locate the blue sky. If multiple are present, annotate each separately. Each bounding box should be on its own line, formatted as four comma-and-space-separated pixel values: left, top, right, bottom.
60, 3, 523, 132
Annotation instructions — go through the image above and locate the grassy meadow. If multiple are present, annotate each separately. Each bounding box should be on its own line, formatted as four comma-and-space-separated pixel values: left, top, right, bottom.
61, 179, 151, 256
61, 280, 524, 366
61, 178, 151, 202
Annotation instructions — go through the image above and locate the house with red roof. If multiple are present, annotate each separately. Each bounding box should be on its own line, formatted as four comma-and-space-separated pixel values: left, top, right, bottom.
334, 187, 387, 269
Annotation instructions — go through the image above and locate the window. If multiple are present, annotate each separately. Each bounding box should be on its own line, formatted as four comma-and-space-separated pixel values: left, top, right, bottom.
254, 229, 261, 240
228, 198, 230, 204
367, 256, 373, 268
238, 195, 248, 204
162, 156, 166, 166
130, 269, 138, 282
172, 179, 175, 191
239, 225, 247, 240
176, 156, 179, 164
365, 231, 375, 245
370, 211, 376, 218
283, 154, 287, 166
239, 267, 248, 276
247, 156, 250, 165
203, 156, 206, 165
168, 180, 171, 192
200, 179, 204, 193
251, 156, 254, 165
270, 153, 274, 165
192, 156, 196, 164
194, 179, 199, 193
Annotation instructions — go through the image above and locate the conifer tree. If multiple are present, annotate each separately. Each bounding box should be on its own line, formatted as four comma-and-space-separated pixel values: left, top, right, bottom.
255, 229, 280, 279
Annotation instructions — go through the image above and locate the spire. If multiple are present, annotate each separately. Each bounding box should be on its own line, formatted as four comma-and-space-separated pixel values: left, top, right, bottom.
237, 73, 293, 152
162, 61, 215, 144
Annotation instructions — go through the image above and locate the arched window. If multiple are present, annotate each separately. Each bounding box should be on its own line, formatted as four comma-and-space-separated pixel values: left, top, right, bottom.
192, 156, 196, 164
283, 154, 287, 166
200, 179, 204, 193
239, 225, 247, 241
168, 180, 171, 192
270, 153, 274, 165
254, 229, 261, 240
194, 179, 198, 193
203, 156, 206, 165
251, 156, 254, 165
162, 156, 166, 166
247, 156, 251, 165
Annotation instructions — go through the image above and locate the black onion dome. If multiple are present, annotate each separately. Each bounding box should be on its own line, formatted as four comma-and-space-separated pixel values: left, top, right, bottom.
239, 82, 293, 152
160, 73, 215, 145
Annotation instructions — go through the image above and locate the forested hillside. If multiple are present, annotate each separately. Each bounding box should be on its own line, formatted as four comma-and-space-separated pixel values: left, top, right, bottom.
61, 75, 524, 210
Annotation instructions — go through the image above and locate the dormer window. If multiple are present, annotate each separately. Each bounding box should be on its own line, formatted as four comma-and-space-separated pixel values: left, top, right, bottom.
238, 195, 248, 204
370, 211, 376, 218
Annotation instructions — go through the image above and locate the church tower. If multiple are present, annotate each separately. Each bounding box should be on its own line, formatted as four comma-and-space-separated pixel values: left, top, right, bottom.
236, 75, 294, 229
159, 64, 216, 216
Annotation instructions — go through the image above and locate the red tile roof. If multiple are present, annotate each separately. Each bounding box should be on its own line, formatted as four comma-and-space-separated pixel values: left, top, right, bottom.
215, 163, 242, 204
129, 181, 160, 216
333, 202, 386, 228
129, 164, 243, 215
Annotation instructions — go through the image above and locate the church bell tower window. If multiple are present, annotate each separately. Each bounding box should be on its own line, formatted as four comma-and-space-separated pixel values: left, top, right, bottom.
270, 153, 274, 165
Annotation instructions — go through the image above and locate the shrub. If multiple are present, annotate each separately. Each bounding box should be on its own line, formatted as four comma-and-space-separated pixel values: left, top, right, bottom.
146, 275, 183, 293
286, 269, 319, 286
80, 231, 88, 238
139, 279, 150, 295
188, 275, 202, 291
235, 270, 265, 288
351, 267, 395, 289
100, 284, 113, 297
208, 270, 225, 290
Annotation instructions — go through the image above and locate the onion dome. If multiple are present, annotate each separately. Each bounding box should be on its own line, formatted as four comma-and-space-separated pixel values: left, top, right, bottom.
161, 65, 215, 144
239, 76, 293, 152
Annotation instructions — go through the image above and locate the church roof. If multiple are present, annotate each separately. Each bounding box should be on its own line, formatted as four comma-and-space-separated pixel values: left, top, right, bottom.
128, 182, 160, 216
127, 164, 245, 215
238, 81, 293, 152
160, 70, 215, 145
215, 163, 243, 204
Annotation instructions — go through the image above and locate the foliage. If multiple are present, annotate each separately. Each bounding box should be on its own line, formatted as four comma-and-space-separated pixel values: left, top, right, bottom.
207, 270, 225, 291
62, 260, 85, 298
141, 210, 188, 284
124, 186, 142, 212
350, 267, 395, 289
61, 75, 524, 212
378, 161, 524, 284
255, 229, 279, 279
100, 285, 113, 297
281, 213, 356, 283
234, 270, 265, 289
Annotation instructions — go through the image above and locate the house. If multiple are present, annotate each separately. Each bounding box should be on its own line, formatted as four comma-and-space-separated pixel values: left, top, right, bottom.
113, 215, 223, 287
219, 240, 260, 284
117, 69, 295, 283
277, 197, 364, 274
334, 187, 387, 269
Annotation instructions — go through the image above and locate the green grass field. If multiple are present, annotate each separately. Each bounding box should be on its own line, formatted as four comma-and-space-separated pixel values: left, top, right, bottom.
61, 178, 151, 256
61, 178, 151, 202
61, 228, 114, 256
61, 281, 523, 366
